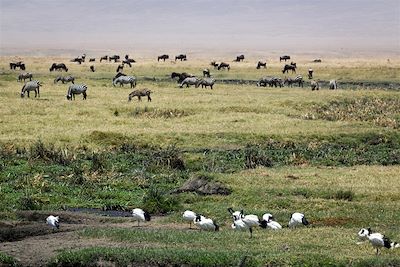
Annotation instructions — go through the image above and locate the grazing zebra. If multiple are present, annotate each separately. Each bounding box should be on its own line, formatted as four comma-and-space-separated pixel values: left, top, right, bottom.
21, 80, 42, 98
17, 72, 33, 82
54, 75, 75, 84
308, 68, 314, 79
128, 88, 152, 102
171, 72, 194, 83
10, 62, 26, 70
256, 61, 267, 69
203, 68, 211, 77
66, 84, 87, 100
257, 77, 274, 87
218, 62, 230, 70
116, 64, 124, 73
158, 54, 169, 61
280, 55, 290, 62
210, 61, 219, 69
89, 58, 95, 62
50, 63, 68, 72
196, 78, 215, 89
284, 75, 303, 87
180, 77, 200, 88
311, 80, 320, 91
100, 55, 108, 62
90, 65, 95, 72
175, 54, 187, 61
234, 54, 245, 62
113, 75, 137, 88
329, 80, 337, 89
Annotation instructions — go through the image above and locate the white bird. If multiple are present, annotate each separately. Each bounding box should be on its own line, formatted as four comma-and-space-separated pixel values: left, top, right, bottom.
132, 208, 151, 227
357, 227, 371, 244
183, 210, 197, 229
288, 212, 309, 228
228, 208, 260, 238
260, 213, 282, 230
193, 214, 219, 231
46, 215, 59, 231
358, 228, 400, 255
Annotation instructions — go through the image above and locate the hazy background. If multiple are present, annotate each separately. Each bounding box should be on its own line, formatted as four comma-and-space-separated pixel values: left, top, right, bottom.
1, 0, 399, 57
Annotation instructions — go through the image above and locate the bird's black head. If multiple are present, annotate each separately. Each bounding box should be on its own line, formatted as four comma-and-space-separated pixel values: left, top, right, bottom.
144, 211, 151, 221
195, 214, 202, 222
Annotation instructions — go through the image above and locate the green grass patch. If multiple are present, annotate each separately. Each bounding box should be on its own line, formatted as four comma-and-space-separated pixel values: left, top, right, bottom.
0, 251, 20, 267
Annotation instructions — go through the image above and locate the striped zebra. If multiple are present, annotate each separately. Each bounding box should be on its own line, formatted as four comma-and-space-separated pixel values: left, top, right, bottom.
54, 75, 75, 84
180, 77, 200, 88
17, 72, 33, 82
196, 78, 215, 89
329, 80, 338, 90
21, 80, 42, 98
284, 75, 303, 87
311, 80, 320, 91
66, 84, 87, 100
113, 75, 136, 88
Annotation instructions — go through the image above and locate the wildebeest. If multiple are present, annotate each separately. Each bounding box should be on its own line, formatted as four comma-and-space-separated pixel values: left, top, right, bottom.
116, 64, 124, 73
329, 80, 338, 90
311, 80, 320, 91
282, 64, 296, 74
180, 77, 200, 88
175, 54, 187, 61
17, 72, 33, 82
71, 57, 83, 64
284, 75, 303, 87
114, 72, 126, 80
54, 75, 75, 84
171, 72, 194, 83
90, 65, 95, 72
196, 78, 215, 89
313, 59, 322, 63
66, 84, 87, 100
128, 88, 152, 102
113, 75, 136, 88
256, 61, 267, 69
10, 62, 26, 70
89, 58, 95, 62
234, 54, 245, 62
109, 55, 120, 63
308, 68, 314, 79
218, 62, 230, 70
122, 60, 132, 67
158, 54, 169, 61
280, 55, 290, 62
50, 63, 68, 72
21, 80, 42, 98
100, 55, 108, 62
203, 69, 211, 77
124, 55, 136, 65
210, 61, 219, 69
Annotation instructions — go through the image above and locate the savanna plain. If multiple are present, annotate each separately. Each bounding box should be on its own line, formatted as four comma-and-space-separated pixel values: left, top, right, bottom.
0, 55, 399, 266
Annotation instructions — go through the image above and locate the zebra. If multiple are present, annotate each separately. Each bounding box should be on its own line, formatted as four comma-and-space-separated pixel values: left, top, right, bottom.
180, 77, 200, 88
311, 80, 320, 91
329, 80, 338, 90
203, 69, 211, 77
113, 76, 136, 88
17, 72, 33, 82
284, 75, 303, 87
21, 80, 42, 98
196, 78, 215, 89
257, 77, 274, 87
54, 75, 75, 84
128, 88, 152, 102
66, 84, 87, 100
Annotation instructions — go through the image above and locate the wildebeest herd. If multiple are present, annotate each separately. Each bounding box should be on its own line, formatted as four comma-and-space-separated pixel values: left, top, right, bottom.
11, 53, 338, 103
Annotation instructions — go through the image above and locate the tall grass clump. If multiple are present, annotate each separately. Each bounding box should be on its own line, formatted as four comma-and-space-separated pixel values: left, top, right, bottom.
141, 185, 181, 214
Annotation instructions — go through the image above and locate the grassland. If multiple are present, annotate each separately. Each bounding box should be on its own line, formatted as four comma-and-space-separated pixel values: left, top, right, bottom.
0, 56, 399, 266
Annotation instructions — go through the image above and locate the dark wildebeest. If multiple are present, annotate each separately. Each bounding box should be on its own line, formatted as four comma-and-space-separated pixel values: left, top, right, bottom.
10, 62, 26, 70
66, 84, 88, 100
313, 59, 322, 63
175, 54, 187, 61
124, 55, 136, 65
280, 55, 290, 62
171, 72, 194, 83
128, 88, 152, 102
311, 80, 320, 91
109, 55, 120, 63
284, 75, 303, 87
158, 54, 169, 61
116, 64, 124, 73
89, 58, 95, 62
282, 64, 296, 74
210, 61, 219, 69
308, 68, 314, 79
17, 72, 33, 82
218, 62, 230, 70
122, 60, 132, 67
234, 54, 245, 62
90, 65, 95, 72
203, 69, 211, 77
54, 75, 75, 84
196, 78, 215, 89
100, 55, 108, 62
21, 80, 42, 98
50, 63, 68, 72
180, 77, 200, 88
71, 57, 84, 64
256, 61, 267, 69
329, 80, 338, 90
113, 75, 136, 88
113, 72, 126, 80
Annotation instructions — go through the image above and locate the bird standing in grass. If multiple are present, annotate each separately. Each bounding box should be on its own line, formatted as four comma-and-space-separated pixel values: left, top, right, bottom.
288, 212, 309, 228
132, 208, 151, 227
194, 214, 219, 231
183, 210, 197, 229
46, 215, 59, 231
228, 208, 260, 238
358, 228, 400, 255
260, 213, 282, 230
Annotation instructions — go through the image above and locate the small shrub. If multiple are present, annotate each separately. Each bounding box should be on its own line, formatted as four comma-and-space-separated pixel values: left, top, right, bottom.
152, 145, 185, 170
90, 152, 108, 174
141, 186, 181, 214
18, 194, 44, 210
244, 144, 273, 168
334, 190, 355, 201
113, 109, 119, 116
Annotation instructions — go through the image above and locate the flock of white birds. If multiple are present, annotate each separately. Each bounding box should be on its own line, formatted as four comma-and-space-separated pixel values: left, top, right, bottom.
46, 208, 399, 256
